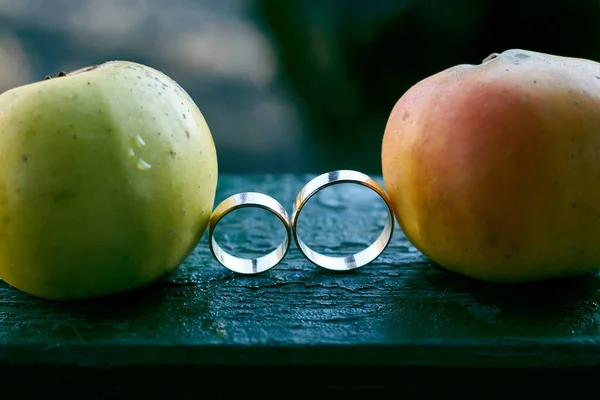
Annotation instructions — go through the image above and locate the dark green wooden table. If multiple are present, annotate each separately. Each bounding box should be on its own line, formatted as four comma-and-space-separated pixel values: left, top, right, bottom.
1, 174, 600, 399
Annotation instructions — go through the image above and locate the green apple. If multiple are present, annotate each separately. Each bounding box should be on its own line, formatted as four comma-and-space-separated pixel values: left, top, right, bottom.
0, 61, 218, 300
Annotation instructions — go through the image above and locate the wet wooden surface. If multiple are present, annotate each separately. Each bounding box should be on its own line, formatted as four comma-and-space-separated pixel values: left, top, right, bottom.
1, 174, 600, 398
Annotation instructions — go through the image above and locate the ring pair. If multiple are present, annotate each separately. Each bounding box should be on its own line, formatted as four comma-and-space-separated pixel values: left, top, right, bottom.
207, 170, 395, 274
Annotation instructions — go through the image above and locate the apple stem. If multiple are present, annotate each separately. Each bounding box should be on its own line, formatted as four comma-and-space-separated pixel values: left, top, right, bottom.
482, 53, 499, 63
43, 71, 68, 81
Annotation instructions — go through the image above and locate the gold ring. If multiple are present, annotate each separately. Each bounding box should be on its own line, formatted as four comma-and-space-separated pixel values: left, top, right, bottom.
291, 170, 394, 271
208, 192, 291, 274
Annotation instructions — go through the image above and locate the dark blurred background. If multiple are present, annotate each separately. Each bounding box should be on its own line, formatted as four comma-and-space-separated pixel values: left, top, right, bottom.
1, 0, 599, 174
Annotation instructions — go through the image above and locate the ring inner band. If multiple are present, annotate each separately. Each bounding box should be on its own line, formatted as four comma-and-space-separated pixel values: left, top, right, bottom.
291, 170, 394, 271
209, 192, 291, 274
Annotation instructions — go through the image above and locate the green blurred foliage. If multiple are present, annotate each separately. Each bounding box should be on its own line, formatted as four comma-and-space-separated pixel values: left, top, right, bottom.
257, 0, 600, 174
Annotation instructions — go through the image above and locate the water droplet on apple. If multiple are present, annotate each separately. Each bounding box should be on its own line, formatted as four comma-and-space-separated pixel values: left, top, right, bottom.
134, 135, 146, 147
136, 159, 152, 171
127, 148, 135, 157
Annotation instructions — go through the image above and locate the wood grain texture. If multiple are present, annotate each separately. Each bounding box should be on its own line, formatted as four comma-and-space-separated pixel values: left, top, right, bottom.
2, 174, 600, 375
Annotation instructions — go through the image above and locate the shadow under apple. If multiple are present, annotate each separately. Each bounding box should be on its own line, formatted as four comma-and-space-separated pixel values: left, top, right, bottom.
421, 262, 600, 333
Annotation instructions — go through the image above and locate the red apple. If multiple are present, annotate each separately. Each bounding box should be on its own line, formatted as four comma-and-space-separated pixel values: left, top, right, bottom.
381, 49, 600, 282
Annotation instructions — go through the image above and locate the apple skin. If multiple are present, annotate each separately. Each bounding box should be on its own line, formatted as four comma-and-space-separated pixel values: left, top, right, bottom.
382, 49, 600, 283
0, 61, 218, 300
